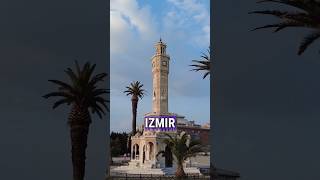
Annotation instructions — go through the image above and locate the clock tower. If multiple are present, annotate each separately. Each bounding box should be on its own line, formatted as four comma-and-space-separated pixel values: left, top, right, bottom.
151, 38, 170, 115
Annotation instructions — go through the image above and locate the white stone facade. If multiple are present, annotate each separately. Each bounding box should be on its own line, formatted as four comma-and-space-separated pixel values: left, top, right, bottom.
130, 130, 178, 169
151, 39, 170, 114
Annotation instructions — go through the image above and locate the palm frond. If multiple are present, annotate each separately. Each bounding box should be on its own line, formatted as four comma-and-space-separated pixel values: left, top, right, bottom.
89, 73, 107, 86
156, 150, 165, 160
299, 31, 320, 55
124, 81, 146, 99
164, 133, 177, 144
95, 98, 109, 112
53, 98, 72, 109
160, 132, 204, 165
190, 48, 211, 79
249, 10, 309, 19
48, 80, 73, 90
64, 68, 78, 85
203, 72, 210, 79
251, 21, 306, 32
250, 0, 320, 55
44, 60, 109, 117
43, 92, 73, 99
256, 0, 320, 14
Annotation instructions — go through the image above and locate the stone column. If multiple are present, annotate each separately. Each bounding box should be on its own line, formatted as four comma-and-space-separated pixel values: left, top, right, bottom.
155, 141, 159, 167
131, 143, 134, 160
146, 144, 149, 161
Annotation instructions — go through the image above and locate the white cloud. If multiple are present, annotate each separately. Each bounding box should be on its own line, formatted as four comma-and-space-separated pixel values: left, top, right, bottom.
110, 0, 158, 103
165, 0, 210, 47
111, 0, 155, 36
110, 0, 157, 54
110, 10, 134, 54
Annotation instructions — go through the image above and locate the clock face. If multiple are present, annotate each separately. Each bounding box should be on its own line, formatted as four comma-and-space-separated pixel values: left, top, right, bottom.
162, 61, 167, 66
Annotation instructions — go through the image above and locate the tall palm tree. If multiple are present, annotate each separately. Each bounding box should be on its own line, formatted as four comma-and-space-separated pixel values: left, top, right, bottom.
250, 0, 320, 55
123, 81, 146, 135
157, 132, 204, 178
190, 48, 211, 79
43, 61, 109, 180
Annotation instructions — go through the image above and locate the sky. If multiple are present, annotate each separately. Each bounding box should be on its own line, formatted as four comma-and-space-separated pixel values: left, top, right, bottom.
0, 0, 108, 179
213, 0, 320, 180
110, 0, 210, 132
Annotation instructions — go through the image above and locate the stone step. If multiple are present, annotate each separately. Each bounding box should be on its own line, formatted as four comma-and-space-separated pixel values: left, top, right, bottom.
111, 166, 201, 176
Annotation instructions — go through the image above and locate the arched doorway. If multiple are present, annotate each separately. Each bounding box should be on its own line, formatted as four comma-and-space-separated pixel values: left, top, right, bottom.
143, 145, 146, 163
132, 144, 139, 160
164, 145, 173, 167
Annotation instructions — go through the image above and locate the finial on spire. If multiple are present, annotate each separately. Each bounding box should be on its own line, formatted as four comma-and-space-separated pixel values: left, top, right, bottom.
159, 37, 162, 42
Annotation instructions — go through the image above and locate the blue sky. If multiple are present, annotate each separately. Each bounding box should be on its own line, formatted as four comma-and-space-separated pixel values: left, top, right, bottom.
110, 0, 210, 132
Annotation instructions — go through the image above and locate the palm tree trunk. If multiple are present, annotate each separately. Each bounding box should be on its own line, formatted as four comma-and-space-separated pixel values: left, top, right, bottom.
175, 162, 186, 178
68, 104, 91, 180
127, 135, 131, 156
210, 163, 218, 180
131, 97, 138, 135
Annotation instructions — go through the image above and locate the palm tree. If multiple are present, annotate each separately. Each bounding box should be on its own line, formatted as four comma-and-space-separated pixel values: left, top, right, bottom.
43, 61, 109, 180
123, 81, 146, 135
157, 132, 204, 178
190, 48, 211, 79
250, 0, 320, 55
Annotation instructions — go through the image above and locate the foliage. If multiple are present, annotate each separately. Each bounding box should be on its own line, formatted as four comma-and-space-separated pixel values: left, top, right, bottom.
157, 132, 204, 178
250, 0, 320, 55
43, 60, 109, 118
190, 48, 211, 79
124, 81, 146, 99
110, 132, 130, 157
